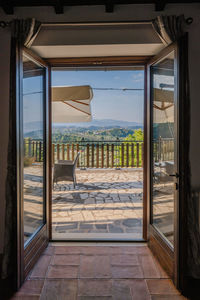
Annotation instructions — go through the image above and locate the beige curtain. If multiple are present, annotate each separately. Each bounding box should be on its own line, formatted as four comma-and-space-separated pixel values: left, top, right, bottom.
1, 18, 41, 283
152, 15, 185, 45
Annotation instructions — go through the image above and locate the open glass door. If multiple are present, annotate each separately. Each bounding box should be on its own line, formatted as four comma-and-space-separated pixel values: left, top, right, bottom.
19, 48, 50, 282
147, 44, 179, 283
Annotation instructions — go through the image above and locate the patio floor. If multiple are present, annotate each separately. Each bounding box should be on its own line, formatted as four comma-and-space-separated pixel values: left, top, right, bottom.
52, 168, 143, 240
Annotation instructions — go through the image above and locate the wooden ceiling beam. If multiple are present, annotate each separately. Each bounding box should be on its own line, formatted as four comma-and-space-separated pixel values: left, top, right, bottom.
1, 0, 200, 15
54, 0, 64, 14
155, 0, 166, 11
1, 2, 14, 14
105, 0, 114, 13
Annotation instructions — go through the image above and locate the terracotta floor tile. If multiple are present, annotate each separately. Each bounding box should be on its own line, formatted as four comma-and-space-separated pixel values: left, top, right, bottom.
112, 280, 132, 300
112, 279, 150, 300
111, 265, 143, 278
47, 265, 78, 279
139, 255, 160, 278
11, 296, 40, 300
113, 246, 150, 255
129, 279, 150, 300
51, 255, 80, 265
14, 279, 44, 296
146, 279, 180, 295
80, 255, 111, 278
150, 255, 170, 279
111, 254, 139, 265
82, 247, 111, 255
43, 246, 55, 256
29, 255, 52, 278
78, 279, 112, 296
151, 295, 187, 300
40, 279, 77, 300
54, 246, 82, 255
78, 297, 112, 300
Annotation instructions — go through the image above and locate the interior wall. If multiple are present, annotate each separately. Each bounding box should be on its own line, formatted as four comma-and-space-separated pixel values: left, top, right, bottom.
0, 3, 200, 254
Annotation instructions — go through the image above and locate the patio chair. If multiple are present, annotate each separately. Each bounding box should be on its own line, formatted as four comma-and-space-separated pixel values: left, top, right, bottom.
53, 152, 80, 189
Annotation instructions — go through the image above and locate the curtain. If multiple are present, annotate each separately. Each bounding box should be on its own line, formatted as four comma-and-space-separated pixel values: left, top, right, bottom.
1, 18, 41, 283
152, 15, 185, 45
153, 14, 198, 286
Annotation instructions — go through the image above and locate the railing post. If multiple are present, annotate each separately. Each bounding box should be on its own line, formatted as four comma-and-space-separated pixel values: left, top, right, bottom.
76, 143, 79, 167
52, 143, 55, 165
32, 141, 35, 157
131, 143, 134, 167
87, 144, 90, 167
96, 144, 99, 168
62, 144, 65, 160
36, 141, 38, 162
57, 144, 60, 161
101, 144, 104, 168
28, 138, 32, 157
136, 143, 139, 167
121, 143, 124, 167
39, 141, 42, 162
91, 144, 94, 167
106, 144, 109, 168
67, 144, 70, 160
126, 143, 129, 167
72, 143, 74, 161
142, 143, 144, 167
111, 144, 114, 168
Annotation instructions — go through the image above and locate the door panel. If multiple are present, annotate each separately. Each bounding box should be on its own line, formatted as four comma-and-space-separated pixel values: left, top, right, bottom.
147, 43, 179, 283
23, 54, 46, 244
151, 51, 176, 248
19, 47, 50, 283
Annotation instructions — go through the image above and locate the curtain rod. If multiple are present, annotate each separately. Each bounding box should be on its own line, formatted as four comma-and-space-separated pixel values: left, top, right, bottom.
41, 20, 152, 27
0, 17, 193, 28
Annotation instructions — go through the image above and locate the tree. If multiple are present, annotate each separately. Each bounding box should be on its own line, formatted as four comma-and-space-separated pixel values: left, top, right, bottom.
124, 128, 143, 142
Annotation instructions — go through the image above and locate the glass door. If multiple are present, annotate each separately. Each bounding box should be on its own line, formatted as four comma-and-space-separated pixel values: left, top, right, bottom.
20, 48, 50, 281
148, 44, 179, 282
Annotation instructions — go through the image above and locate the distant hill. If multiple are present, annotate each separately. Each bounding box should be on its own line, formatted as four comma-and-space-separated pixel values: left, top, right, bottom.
53, 119, 143, 129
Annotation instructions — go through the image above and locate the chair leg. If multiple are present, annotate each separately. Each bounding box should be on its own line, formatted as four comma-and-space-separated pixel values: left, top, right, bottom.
73, 175, 77, 189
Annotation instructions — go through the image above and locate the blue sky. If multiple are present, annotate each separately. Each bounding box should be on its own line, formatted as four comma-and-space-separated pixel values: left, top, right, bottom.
52, 69, 144, 123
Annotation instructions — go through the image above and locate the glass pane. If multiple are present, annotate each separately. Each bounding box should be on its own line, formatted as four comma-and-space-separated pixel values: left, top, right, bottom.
152, 51, 175, 247
23, 54, 45, 244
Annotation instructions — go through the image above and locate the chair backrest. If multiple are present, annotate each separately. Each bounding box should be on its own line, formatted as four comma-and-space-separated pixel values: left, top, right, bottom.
74, 152, 80, 167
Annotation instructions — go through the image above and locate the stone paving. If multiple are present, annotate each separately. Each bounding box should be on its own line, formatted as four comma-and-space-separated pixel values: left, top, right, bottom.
52, 168, 143, 239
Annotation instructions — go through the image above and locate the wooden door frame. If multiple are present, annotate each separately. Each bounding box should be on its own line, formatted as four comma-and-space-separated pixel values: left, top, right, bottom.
146, 42, 179, 285
17, 46, 51, 286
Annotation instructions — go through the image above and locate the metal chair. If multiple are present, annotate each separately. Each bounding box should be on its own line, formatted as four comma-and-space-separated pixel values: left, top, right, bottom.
53, 152, 80, 189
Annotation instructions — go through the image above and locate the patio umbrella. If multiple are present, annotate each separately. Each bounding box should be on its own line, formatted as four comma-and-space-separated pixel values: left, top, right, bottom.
153, 87, 174, 124
52, 85, 93, 123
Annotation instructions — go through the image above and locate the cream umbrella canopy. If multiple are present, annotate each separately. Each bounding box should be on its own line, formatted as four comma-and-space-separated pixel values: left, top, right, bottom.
52, 85, 93, 123
153, 87, 174, 124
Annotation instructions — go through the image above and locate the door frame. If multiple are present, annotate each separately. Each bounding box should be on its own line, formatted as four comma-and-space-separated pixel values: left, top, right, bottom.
17, 46, 51, 286
146, 42, 180, 286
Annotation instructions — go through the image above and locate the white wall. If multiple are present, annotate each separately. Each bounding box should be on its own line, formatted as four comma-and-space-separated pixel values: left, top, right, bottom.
0, 3, 200, 253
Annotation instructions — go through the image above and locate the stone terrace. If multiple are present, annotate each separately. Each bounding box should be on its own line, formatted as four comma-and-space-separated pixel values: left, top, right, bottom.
52, 168, 143, 240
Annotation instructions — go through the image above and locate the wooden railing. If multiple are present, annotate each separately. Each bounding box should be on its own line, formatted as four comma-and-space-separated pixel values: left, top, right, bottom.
24, 138, 174, 168
51, 140, 144, 168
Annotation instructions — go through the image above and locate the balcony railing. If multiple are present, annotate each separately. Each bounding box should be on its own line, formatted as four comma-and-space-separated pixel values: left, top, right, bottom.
24, 138, 174, 169
52, 140, 144, 168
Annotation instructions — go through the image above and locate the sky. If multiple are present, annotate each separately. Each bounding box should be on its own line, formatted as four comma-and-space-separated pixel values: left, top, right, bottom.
52, 69, 144, 123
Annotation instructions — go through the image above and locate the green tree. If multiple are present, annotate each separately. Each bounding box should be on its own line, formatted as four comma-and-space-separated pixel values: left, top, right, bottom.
124, 128, 143, 142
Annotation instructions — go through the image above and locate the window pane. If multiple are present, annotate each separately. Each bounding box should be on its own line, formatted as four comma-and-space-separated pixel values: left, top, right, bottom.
152, 51, 175, 247
23, 54, 45, 244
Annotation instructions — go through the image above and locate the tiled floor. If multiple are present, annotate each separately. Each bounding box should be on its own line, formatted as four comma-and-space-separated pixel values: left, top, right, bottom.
11, 244, 187, 300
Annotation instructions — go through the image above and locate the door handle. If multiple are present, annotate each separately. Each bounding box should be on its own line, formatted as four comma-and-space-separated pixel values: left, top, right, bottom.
169, 173, 179, 178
